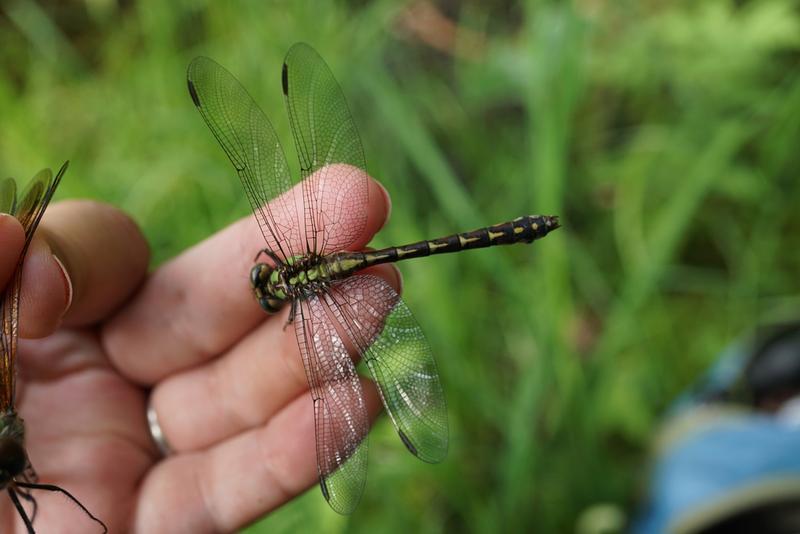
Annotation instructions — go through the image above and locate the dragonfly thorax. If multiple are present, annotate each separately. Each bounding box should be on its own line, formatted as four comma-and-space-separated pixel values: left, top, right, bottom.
0, 438, 26, 488
0, 412, 27, 489
250, 254, 334, 314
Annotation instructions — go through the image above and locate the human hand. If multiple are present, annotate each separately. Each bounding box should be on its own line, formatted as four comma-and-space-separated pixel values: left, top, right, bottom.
0, 172, 393, 533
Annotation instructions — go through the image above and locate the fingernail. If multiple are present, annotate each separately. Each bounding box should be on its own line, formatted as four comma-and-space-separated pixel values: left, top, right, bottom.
389, 264, 403, 295
377, 181, 392, 231
52, 253, 73, 313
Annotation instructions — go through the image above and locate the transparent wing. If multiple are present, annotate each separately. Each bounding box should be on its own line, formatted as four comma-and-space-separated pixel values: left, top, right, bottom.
0, 261, 22, 412
187, 57, 301, 261
294, 295, 370, 514
282, 43, 369, 255
0, 178, 16, 214
0, 175, 18, 411
0, 162, 66, 411
329, 275, 448, 463
15, 169, 50, 237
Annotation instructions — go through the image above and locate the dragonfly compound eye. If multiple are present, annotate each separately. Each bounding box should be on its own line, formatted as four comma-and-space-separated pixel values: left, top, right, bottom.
259, 296, 286, 314
250, 263, 272, 289
250, 263, 286, 314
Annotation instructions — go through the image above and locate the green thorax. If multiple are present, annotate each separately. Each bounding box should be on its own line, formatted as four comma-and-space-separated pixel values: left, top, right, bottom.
0, 410, 24, 442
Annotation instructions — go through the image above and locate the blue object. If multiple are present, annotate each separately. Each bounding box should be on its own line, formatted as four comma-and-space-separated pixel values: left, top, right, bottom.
635, 409, 800, 533
635, 325, 800, 533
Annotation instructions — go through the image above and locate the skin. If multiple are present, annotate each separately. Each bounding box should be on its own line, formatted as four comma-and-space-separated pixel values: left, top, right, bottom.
0, 171, 396, 533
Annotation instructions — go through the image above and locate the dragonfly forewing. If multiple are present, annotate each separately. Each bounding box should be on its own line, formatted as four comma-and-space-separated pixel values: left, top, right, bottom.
329, 275, 448, 463
282, 43, 369, 256
0, 264, 22, 412
0, 163, 66, 412
15, 169, 50, 234
0, 178, 16, 214
295, 295, 370, 514
187, 57, 302, 262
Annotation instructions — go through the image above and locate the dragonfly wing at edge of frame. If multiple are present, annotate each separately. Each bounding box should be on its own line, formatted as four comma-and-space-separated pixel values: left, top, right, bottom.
0, 176, 18, 413
0, 178, 16, 214
0, 162, 66, 412
282, 43, 369, 257
187, 57, 303, 262
294, 293, 370, 515
328, 274, 448, 464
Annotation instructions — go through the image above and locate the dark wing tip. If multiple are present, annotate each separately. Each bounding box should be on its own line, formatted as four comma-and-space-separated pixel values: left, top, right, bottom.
281, 63, 289, 96
187, 56, 213, 107
319, 476, 330, 501
282, 42, 318, 97
397, 429, 419, 456
187, 79, 201, 107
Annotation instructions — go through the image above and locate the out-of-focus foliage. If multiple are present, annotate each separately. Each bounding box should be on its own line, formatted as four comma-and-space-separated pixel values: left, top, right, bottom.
1, 0, 799, 532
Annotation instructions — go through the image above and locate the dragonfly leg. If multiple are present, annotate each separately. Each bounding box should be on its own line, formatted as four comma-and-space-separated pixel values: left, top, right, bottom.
15, 484, 37, 523
283, 299, 297, 331
254, 248, 283, 266
15, 481, 108, 533
22, 462, 39, 484
8, 487, 35, 534
18, 463, 39, 521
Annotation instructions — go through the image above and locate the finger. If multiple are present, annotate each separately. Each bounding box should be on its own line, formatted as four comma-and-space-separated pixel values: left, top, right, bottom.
42, 200, 150, 326
17, 235, 71, 338
149, 263, 400, 452
0, 213, 25, 291
17, 201, 149, 338
104, 170, 391, 384
135, 379, 382, 533
0, 210, 67, 339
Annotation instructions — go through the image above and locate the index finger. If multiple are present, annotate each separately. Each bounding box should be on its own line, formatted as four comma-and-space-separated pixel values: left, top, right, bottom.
103, 171, 390, 384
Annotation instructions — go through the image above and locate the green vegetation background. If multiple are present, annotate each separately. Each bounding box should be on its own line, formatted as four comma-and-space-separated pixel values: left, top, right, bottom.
2, 0, 799, 532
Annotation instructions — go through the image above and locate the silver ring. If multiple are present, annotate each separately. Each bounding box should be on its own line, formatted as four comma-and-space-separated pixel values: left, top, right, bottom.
146, 398, 173, 457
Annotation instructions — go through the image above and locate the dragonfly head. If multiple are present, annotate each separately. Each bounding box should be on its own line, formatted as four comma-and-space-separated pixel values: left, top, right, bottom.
250, 263, 287, 314
0, 438, 27, 488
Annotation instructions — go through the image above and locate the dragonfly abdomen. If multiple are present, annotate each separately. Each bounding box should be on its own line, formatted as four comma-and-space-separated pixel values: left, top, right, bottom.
328, 215, 560, 275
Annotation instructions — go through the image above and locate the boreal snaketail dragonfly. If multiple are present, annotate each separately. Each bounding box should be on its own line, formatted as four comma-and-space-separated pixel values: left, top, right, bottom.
187, 43, 559, 514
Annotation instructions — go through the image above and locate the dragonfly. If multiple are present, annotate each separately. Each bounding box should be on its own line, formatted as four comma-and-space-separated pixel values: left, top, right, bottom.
187, 43, 559, 514
0, 163, 107, 533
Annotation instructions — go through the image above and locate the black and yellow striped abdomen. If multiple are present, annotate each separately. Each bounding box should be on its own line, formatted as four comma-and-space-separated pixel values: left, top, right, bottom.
251, 215, 559, 313
325, 215, 560, 277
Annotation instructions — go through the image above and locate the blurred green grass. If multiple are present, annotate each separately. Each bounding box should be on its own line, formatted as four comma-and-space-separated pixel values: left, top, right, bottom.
2, 0, 800, 532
